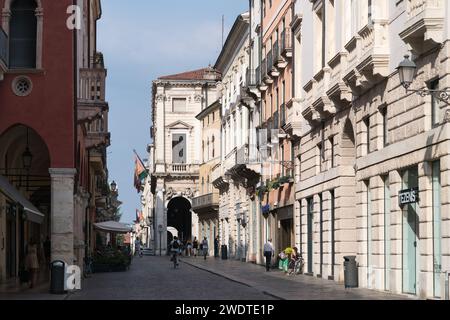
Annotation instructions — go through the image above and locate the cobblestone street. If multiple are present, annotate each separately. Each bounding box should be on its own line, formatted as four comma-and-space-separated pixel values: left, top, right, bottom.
64, 256, 412, 300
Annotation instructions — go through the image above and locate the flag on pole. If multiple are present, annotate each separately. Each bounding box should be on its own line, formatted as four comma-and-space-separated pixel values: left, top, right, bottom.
135, 209, 140, 223
133, 150, 148, 193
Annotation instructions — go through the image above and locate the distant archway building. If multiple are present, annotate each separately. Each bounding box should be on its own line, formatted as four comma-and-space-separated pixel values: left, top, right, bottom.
146, 68, 221, 255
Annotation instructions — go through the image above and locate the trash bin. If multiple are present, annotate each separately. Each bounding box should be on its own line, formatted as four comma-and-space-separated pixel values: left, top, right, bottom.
343, 256, 358, 288
221, 245, 228, 260
50, 260, 66, 294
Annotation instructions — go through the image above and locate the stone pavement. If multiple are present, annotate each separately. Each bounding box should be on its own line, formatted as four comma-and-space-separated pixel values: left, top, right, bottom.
181, 257, 414, 300
0, 279, 67, 300
68, 256, 275, 300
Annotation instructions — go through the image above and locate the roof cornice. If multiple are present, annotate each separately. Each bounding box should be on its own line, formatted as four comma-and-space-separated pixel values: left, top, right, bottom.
214, 12, 250, 73
196, 100, 221, 120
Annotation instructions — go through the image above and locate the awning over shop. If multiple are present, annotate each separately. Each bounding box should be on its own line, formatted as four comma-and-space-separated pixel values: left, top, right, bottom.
0, 175, 45, 224
94, 221, 132, 234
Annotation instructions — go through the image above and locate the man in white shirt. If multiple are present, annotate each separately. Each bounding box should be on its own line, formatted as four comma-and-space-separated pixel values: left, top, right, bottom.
263, 239, 274, 272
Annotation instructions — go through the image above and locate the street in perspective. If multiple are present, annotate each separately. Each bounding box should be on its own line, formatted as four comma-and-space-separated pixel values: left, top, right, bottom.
0, 0, 450, 309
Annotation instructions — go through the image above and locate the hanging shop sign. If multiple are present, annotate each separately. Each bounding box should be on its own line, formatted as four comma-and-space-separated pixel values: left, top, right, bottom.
399, 188, 419, 207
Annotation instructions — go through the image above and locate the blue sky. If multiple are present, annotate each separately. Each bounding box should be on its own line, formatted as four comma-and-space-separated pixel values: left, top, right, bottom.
97, 0, 248, 224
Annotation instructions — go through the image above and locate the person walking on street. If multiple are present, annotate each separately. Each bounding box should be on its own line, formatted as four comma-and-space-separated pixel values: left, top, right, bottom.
26, 239, 40, 288
186, 239, 192, 257
263, 239, 274, 272
214, 236, 219, 258
201, 237, 209, 260
169, 236, 182, 268
193, 237, 199, 257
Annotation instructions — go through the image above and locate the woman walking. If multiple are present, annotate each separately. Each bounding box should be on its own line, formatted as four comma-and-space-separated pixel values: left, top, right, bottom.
26, 239, 40, 289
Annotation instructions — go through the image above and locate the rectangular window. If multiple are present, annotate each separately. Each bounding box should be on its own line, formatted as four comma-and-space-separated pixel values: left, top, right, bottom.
432, 160, 442, 298
281, 144, 285, 177
364, 116, 370, 155
381, 107, 388, 147
173, 98, 187, 113
368, 0, 373, 25
318, 143, 324, 172
172, 134, 187, 163
330, 136, 335, 168
383, 175, 391, 291
430, 79, 442, 127
315, 3, 326, 70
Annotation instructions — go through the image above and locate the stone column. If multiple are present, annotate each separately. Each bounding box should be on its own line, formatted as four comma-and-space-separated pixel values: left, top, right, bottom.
322, 191, 332, 279
155, 181, 166, 255
49, 168, 77, 265
370, 175, 385, 291
155, 91, 166, 167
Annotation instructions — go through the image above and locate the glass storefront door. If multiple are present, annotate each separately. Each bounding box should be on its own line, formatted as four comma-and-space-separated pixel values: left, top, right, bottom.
402, 167, 418, 295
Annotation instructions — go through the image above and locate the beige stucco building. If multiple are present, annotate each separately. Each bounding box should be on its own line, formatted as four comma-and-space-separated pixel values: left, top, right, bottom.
191, 100, 221, 256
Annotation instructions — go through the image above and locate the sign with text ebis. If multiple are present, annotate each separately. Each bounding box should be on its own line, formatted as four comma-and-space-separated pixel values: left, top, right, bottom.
399, 188, 419, 207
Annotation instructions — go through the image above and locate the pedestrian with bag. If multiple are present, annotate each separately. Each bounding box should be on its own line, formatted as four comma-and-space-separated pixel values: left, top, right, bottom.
263, 239, 274, 272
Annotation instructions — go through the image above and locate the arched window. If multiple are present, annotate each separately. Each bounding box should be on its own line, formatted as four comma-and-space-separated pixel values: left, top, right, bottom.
10, 0, 37, 68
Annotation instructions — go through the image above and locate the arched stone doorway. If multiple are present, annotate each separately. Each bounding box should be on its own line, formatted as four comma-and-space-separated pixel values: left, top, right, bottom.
167, 197, 191, 246
0, 124, 51, 280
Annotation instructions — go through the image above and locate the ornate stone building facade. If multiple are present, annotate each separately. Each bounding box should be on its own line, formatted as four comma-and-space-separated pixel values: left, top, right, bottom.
147, 68, 220, 255
294, 0, 450, 299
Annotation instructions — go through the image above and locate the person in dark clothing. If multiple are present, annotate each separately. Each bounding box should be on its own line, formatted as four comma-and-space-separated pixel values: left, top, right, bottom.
193, 237, 199, 257
263, 239, 274, 272
214, 236, 219, 258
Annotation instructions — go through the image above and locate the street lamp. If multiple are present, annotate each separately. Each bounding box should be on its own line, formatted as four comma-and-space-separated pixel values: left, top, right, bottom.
158, 224, 163, 256
397, 54, 450, 102
110, 180, 117, 192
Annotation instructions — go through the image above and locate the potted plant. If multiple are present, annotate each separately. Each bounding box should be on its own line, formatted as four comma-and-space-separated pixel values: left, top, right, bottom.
271, 179, 281, 190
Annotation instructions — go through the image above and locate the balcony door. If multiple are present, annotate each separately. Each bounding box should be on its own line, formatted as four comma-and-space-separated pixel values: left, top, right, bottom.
172, 134, 187, 164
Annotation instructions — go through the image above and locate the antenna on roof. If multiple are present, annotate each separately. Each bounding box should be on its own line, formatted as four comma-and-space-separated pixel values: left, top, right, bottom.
222, 15, 225, 48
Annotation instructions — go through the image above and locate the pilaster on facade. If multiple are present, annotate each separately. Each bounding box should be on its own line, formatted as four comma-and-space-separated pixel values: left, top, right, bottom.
49, 168, 77, 265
